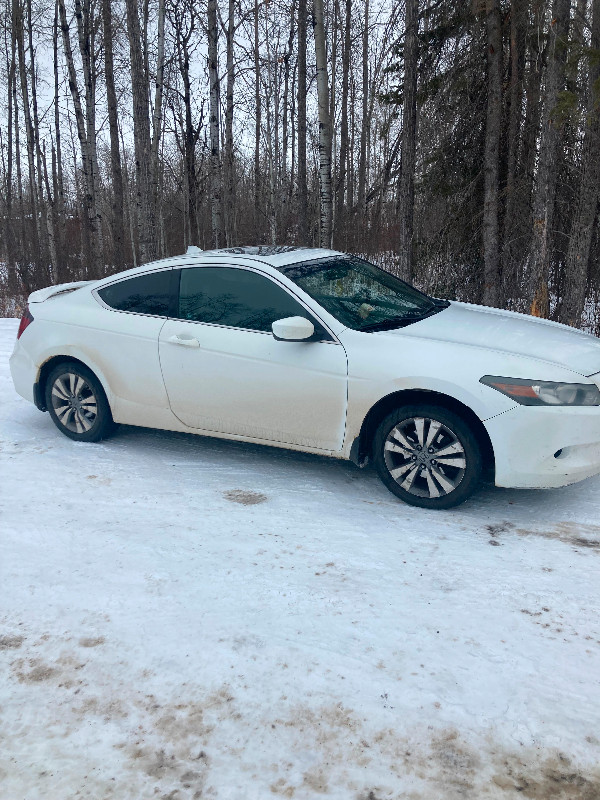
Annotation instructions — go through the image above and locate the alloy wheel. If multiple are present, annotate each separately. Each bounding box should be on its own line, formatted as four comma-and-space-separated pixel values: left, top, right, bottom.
50, 372, 98, 434
383, 416, 467, 499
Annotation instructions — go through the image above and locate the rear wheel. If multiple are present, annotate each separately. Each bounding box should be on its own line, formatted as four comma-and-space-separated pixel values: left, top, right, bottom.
45, 362, 115, 442
373, 405, 482, 509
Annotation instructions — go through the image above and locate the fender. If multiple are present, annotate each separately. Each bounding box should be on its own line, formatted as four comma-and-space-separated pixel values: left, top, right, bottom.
36, 345, 115, 410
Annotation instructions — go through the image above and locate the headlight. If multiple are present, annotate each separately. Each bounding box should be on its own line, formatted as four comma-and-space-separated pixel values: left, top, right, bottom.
480, 376, 600, 406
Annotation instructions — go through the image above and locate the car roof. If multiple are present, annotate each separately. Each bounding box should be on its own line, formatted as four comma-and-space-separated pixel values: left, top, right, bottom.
188, 245, 342, 268
91, 246, 346, 290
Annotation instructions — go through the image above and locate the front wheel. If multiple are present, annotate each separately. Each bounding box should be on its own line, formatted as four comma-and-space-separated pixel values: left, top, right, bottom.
373, 405, 482, 509
45, 362, 115, 443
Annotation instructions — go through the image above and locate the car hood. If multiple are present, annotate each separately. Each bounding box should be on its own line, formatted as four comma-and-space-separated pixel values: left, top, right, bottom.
391, 301, 600, 377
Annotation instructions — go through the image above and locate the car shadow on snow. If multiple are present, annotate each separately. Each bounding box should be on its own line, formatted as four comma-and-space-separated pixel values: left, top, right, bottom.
100, 423, 600, 532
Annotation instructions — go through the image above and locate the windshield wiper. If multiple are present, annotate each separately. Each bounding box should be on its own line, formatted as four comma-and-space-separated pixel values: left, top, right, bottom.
360, 302, 448, 332
360, 316, 419, 332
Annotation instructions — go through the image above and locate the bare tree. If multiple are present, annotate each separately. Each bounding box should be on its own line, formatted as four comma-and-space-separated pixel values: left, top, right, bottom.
102, 0, 125, 270
397, 0, 419, 282
11, 0, 31, 292
168, 0, 203, 247
3, 0, 17, 293
208, 0, 224, 247
27, 0, 53, 279
151, 0, 166, 246
1, 0, 599, 334
528, 0, 571, 317
297, 0, 308, 242
58, 0, 104, 276
313, 0, 332, 247
53, 0, 67, 281
334, 0, 351, 249
356, 0, 369, 221
15, 0, 41, 275
562, 0, 600, 324
125, 0, 156, 262
254, 0, 261, 240
224, 0, 236, 244
482, 0, 502, 306
501, 0, 527, 301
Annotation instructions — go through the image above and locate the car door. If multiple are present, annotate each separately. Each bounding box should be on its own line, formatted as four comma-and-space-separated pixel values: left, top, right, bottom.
91, 268, 177, 416
158, 265, 348, 450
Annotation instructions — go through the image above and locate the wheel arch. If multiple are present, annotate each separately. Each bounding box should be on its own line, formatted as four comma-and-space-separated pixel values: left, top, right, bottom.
36, 354, 111, 412
353, 389, 495, 477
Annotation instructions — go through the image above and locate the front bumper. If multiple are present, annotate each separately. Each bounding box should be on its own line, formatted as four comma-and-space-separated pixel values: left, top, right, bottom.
485, 404, 600, 489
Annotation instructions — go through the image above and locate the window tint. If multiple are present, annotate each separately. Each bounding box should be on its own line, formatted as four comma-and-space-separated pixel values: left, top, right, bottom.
178, 267, 324, 334
98, 270, 173, 316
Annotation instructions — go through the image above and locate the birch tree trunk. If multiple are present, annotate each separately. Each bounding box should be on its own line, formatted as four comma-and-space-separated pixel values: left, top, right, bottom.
482, 0, 502, 306
357, 0, 369, 223
290, 59, 296, 203
334, 0, 351, 249
120, 126, 137, 268
313, 0, 333, 248
347, 73, 355, 217
224, 0, 236, 245
254, 0, 261, 241
208, 0, 224, 248
27, 0, 52, 281
42, 140, 59, 281
528, 0, 571, 317
53, 0, 66, 281
263, 23, 277, 244
297, 0, 308, 242
562, 0, 600, 325
396, 0, 419, 282
329, 0, 338, 210
50, 141, 65, 281
281, 7, 295, 217
150, 0, 165, 237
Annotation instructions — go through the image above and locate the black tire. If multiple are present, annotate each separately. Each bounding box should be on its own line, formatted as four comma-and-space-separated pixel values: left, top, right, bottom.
45, 361, 116, 443
373, 405, 482, 509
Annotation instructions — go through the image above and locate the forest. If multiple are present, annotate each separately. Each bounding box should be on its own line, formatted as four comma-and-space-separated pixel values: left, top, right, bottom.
0, 0, 599, 332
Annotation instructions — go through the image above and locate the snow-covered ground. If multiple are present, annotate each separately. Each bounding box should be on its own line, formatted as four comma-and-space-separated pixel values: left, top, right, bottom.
1, 316, 600, 800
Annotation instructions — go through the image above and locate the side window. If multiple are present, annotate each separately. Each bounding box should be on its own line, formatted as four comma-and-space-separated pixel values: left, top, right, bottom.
177, 267, 328, 336
98, 270, 173, 316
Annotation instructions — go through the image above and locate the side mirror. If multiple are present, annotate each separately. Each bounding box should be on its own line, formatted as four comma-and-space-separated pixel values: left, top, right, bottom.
272, 316, 315, 342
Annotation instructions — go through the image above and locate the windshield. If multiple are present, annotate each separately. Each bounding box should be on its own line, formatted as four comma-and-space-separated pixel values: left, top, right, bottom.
278, 256, 448, 332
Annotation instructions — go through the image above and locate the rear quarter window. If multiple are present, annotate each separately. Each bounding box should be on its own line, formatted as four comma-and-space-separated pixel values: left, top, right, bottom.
97, 270, 173, 316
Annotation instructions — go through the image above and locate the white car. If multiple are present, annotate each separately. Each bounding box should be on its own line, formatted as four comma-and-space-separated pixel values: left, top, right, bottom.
10, 246, 600, 509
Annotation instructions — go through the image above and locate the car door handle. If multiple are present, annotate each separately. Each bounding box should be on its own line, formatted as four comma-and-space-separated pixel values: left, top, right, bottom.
168, 334, 200, 348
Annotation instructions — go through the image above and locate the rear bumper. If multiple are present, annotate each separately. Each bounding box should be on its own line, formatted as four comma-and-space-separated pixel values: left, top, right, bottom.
485, 405, 600, 488
9, 341, 38, 406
